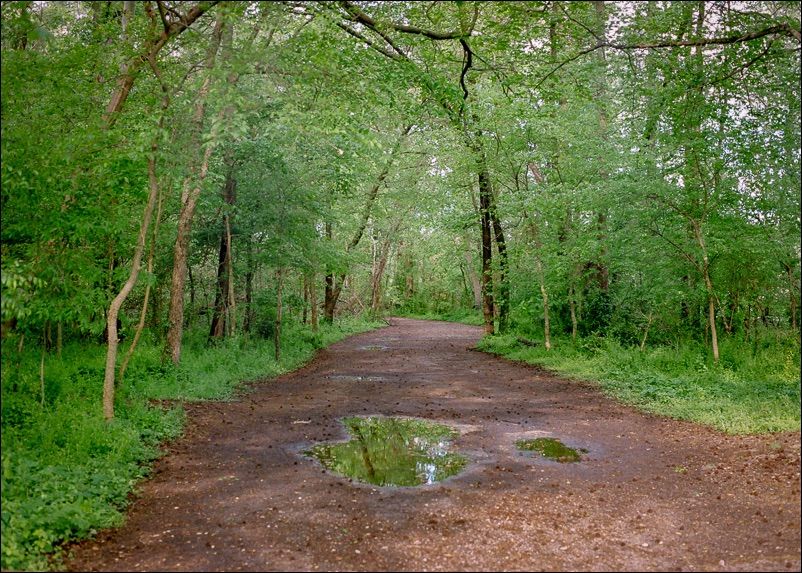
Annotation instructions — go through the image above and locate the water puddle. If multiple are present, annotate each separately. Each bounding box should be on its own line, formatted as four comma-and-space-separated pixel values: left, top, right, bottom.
305, 416, 468, 487
325, 374, 385, 382
516, 438, 587, 463
358, 345, 389, 351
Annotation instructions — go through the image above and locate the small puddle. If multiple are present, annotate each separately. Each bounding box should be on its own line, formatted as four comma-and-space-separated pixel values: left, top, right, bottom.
358, 345, 389, 351
516, 438, 587, 463
305, 416, 468, 487
325, 374, 385, 382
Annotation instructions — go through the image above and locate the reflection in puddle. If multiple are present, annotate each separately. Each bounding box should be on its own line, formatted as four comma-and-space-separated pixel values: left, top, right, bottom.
305, 417, 467, 486
516, 437, 587, 462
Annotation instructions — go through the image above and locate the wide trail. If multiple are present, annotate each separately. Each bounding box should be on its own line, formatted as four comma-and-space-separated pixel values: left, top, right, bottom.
67, 318, 801, 571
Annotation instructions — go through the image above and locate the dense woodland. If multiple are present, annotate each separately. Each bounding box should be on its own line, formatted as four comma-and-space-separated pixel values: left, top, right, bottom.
1, 1, 800, 570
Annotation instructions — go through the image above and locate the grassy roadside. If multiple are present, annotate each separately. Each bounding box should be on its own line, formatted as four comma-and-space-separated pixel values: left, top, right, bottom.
477, 331, 800, 435
395, 310, 484, 326
0, 317, 382, 571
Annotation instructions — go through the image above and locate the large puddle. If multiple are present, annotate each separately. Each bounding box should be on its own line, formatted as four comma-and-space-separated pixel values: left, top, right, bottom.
516, 437, 587, 462
305, 416, 467, 487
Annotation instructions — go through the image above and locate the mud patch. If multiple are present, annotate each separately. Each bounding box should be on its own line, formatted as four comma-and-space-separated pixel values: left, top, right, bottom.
305, 416, 467, 486
326, 374, 386, 382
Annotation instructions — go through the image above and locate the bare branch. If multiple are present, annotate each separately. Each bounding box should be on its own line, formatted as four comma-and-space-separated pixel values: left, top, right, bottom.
155, 0, 171, 32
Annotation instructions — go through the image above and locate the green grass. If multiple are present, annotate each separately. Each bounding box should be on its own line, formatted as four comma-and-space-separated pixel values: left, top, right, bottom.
477, 331, 801, 435
0, 316, 381, 571
395, 309, 484, 326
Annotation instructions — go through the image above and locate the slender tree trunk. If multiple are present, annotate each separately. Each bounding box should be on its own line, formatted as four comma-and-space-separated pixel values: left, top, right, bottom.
324, 222, 335, 324
165, 15, 226, 363
209, 231, 229, 339
209, 166, 237, 340
119, 181, 165, 381
478, 171, 495, 335
692, 221, 719, 363
274, 269, 283, 362
464, 118, 496, 335
40, 336, 46, 407
225, 213, 236, 335
302, 275, 309, 324
243, 241, 255, 333
786, 263, 799, 331
463, 248, 482, 310
102, 149, 161, 419
309, 271, 319, 332
569, 279, 578, 342
371, 239, 392, 315
640, 311, 654, 351
592, 0, 610, 294
489, 198, 509, 332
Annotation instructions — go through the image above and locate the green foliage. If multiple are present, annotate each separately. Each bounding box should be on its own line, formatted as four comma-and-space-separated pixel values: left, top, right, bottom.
477, 331, 801, 434
0, 0, 799, 567
398, 309, 484, 326
0, 317, 380, 571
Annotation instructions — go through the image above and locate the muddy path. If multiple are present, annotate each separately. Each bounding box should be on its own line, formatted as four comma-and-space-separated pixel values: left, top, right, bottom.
66, 318, 801, 572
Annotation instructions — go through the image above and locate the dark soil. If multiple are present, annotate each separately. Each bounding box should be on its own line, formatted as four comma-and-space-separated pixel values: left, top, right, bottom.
65, 318, 801, 571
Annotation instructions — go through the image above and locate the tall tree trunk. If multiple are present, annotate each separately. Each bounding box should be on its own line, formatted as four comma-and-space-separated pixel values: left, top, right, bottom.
302, 275, 309, 324
371, 238, 392, 315
521, 164, 551, 350
102, 52, 170, 418
243, 240, 255, 333
102, 148, 161, 419
787, 264, 799, 331
592, 0, 610, 294
119, 179, 165, 381
308, 271, 319, 332
463, 247, 482, 310
324, 222, 335, 324
530, 222, 551, 351
489, 199, 509, 332
225, 212, 236, 335
569, 278, 578, 342
274, 269, 283, 362
692, 221, 719, 363
478, 169, 495, 335
209, 165, 237, 341
165, 15, 226, 364
464, 114, 496, 335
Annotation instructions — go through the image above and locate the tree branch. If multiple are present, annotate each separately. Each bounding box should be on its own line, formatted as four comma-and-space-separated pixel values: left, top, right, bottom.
606, 22, 800, 50
535, 22, 800, 90
339, 0, 466, 40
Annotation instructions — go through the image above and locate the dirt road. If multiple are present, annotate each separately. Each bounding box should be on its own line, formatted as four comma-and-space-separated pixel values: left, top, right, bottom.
66, 318, 801, 571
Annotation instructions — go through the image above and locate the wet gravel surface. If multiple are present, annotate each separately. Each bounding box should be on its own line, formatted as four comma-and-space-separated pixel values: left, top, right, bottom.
65, 318, 801, 571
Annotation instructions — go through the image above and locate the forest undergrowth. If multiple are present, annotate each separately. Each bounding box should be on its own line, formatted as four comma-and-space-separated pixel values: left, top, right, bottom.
0, 317, 381, 571
477, 327, 801, 435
